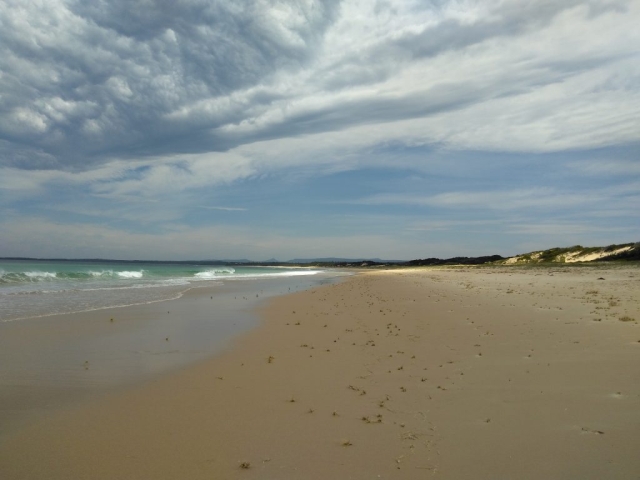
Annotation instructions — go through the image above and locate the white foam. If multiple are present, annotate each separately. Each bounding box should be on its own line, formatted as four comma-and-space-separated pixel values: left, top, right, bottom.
1, 288, 195, 323
116, 271, 144, 279
228, 270, 322, 280
194, 268, 235, 279
89, 270, 114, 277
24, 271, 57, 279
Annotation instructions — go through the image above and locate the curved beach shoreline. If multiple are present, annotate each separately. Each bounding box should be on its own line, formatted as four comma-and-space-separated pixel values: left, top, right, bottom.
0, 265, 639, 479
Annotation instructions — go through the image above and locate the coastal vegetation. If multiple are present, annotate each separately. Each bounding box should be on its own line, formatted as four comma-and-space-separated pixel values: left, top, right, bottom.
499, 242, 639, 265
1, 242, 638, 269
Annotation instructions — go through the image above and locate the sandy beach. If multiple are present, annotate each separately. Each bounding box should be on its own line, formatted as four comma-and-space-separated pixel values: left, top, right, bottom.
1, 265, 639, 479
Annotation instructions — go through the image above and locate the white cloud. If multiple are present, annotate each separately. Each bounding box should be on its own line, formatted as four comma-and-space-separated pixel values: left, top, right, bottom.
359, 188, 599, 210
0, 217, 431, 260
406, 219, 505, 232
506, 222, 633, 236
7, 108, 48, 134
198, 206, 248, 211
572, 159, 640, 176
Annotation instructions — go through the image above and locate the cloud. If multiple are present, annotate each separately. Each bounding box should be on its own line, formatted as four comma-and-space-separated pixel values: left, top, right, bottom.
1, 0, 639, 259
198, 206, 247, 212
572, 159, 640, 176
505, 222, 633, 236
0, 0, 341, 167
357, 172, 640, 210
406, 219, 506, 232
0, 217, 428, 260
1, 0, 638, 172
358, 188, 598, 210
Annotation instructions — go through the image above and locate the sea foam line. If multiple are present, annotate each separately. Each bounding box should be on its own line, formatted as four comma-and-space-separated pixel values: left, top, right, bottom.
0, 287, 197, 323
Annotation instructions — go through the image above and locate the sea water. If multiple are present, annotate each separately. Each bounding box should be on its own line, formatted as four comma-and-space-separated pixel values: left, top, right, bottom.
0, 259, 345, 435
0, 259, 326, 322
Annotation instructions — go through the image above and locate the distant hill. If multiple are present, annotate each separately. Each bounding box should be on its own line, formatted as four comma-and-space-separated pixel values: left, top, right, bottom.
406, 255, 504, 266
287, 257, 398, 264
404, 242, 640, 267
498, 242, 640, 265
3, 242, 637, 268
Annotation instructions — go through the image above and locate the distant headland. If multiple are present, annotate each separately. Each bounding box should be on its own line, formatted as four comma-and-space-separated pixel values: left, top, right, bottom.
2, 241, 638, 267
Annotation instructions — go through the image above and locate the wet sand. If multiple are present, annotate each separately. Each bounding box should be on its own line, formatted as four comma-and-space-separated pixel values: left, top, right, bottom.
0, 265, 639, 479
0, 273, 337, 436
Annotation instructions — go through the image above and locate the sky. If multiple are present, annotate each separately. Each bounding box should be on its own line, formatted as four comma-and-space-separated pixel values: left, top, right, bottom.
1, 0, 639, 261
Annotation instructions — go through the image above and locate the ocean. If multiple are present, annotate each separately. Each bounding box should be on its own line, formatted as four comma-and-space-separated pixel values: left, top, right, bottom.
0, 259, 345, 434
0, 259, 327, 322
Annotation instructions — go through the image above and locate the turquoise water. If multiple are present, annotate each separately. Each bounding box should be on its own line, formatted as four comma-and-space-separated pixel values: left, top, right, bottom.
0, 259, 323, 321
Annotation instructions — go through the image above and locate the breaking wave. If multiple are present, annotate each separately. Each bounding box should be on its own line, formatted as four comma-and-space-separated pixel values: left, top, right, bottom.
194, 268, 236, 279
0, 269, 146, 284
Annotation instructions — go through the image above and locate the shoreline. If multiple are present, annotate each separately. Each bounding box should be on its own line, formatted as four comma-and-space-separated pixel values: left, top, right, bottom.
0, 261, 331, 324
0, 271, 345, 437
0, 265, 638, 478
0, 285, 193, 324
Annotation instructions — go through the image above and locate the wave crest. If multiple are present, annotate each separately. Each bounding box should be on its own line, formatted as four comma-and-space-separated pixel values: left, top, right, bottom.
0, 271, 58, 284
116, 271, 144, 279
0, 269, 146, 284
194, 268, 236, 279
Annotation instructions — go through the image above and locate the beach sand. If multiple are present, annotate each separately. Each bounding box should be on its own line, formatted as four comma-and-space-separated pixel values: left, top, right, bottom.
0, 265, 639, 479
